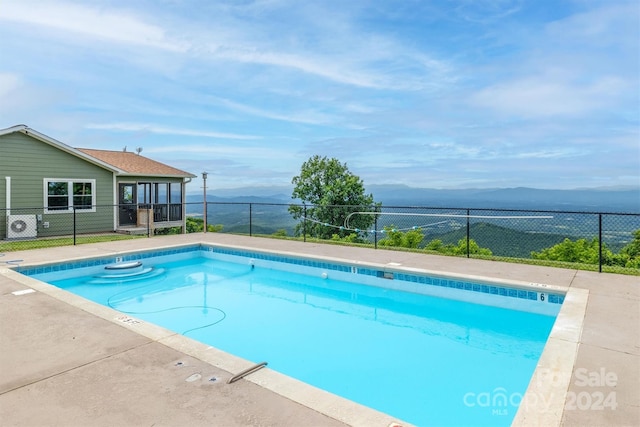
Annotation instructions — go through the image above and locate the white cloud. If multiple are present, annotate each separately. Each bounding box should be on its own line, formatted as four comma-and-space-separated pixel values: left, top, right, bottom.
85, 123, 261, 140
469, 75, 629, 118
0, 0, 637, 190
0, 0, 187, 52
0, 73, 21, 98
206, 43, 445, 91
181, 2, 454, 91
0, 0, 452, 92
214, 97, 335, 125
465, 1, 636, 119
513, 149, 577, 159
545, 1, 639, 48
151, 144, 291, 158
454, 0, 524, 24
0, 73, 69, 127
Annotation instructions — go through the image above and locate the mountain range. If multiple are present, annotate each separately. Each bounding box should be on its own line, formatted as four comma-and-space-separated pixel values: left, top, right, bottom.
187, 185, 640, 213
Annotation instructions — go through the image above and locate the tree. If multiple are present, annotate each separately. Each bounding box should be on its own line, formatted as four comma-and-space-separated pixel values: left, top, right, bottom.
424, 238, 492, 256
530, 231, 640, 270
289, 155, 380, 239
185, 217, 223, 233
621, 230, 640, 257
530, 237, 611, 264
610, 229, 640, 268
378, 225, 424, 249
452, 238, 493, 256
272, 229, 288, 237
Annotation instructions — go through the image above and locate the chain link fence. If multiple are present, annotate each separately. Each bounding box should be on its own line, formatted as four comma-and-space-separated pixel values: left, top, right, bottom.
366, 207, 640, 272
203, 202, 640, 275
2, 202, 639, 275
0, 205, 152, 251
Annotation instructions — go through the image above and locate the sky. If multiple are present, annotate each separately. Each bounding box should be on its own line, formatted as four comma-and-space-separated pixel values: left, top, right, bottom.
0, 0, 638, 193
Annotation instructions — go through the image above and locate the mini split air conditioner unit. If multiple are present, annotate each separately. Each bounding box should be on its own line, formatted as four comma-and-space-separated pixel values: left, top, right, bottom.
6, 214, 38, 239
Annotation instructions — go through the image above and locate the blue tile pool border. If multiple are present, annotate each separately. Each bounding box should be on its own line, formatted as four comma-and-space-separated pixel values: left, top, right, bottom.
19, 243, 565, 305
209, 246, 564, 305
19, 245, 201, 276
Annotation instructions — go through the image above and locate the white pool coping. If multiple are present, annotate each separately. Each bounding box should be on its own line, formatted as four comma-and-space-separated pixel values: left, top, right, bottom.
4, 240, 586, 427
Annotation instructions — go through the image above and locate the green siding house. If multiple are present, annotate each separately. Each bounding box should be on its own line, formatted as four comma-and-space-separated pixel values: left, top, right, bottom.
0, 125, 196, 239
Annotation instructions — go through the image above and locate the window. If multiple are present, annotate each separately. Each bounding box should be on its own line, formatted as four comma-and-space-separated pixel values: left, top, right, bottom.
44, 179, 96, 213
170, 182, 182, 203
134, 181, 183, 221
138, 182, 152, 205
138, 182, 179, 204
156, 183, 168, 204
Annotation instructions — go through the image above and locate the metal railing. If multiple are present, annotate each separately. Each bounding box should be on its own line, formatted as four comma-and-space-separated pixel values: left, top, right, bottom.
196, 202, 639, 274
1, 202, 639, 274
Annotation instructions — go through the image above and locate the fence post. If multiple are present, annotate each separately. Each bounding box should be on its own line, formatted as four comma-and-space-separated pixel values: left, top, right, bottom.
147, 207, 151, 237
466, 209, 471, 258
249, 203, 253, 236
303, 204, 307, 243
202, 172, 208, 233
374, 215, 378, 249
73, 206, 77, 245
203, 201, 207, 234
599, 213, 603, 273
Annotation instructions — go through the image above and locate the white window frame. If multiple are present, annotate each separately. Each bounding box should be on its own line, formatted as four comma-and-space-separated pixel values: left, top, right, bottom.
43, 178, 97, 213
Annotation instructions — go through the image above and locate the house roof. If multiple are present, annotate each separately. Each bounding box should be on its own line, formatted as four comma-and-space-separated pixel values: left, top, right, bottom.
0, 124, 196, 179
78, 149, 195, 178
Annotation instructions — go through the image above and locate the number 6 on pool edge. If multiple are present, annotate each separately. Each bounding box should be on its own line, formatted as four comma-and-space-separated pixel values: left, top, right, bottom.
540, 293, 545, 301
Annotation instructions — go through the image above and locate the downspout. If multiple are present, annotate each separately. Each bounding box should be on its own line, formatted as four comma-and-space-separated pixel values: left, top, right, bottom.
182, 177, 192, 234
5, 176, 10, 217
112, 174, 118, 230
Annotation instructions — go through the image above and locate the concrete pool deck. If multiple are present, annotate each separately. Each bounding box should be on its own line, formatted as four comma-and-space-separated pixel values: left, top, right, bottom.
1, 233, 638, 426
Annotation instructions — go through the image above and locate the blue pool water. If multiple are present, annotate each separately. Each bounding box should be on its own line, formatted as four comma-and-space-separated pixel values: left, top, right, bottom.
29, 249, 559, 426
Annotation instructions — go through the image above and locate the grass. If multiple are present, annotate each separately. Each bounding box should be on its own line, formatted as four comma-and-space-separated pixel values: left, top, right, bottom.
0, 233, 145, 252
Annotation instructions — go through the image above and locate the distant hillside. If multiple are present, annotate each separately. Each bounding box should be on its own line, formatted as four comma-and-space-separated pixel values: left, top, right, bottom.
186, 198, 297, 235
187, 185, 640, 213
367, 185, 640, 212
423, 222, 570, 258
188, 186, 291, 201
186, 194, 289, 204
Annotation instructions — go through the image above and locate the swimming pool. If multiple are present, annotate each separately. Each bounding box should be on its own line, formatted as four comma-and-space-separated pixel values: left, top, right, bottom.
22, 244, 564, 426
